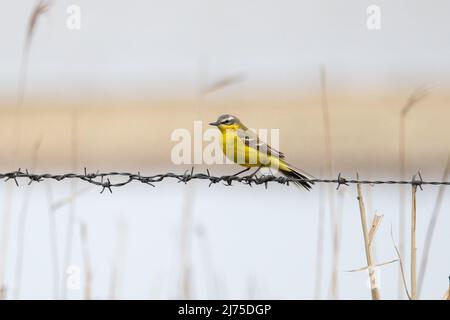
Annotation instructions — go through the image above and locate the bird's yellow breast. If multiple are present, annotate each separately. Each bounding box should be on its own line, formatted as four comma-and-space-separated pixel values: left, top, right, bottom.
219, 129, 274, 168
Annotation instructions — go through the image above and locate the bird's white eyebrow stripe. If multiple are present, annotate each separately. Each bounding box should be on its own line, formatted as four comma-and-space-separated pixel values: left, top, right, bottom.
221, 116, 234, 123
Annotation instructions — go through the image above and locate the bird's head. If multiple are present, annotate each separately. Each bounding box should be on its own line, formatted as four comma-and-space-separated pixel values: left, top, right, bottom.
209, 114, 245, 131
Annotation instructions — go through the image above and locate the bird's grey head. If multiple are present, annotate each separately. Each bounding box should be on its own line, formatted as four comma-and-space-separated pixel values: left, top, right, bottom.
209, 114, 240, 127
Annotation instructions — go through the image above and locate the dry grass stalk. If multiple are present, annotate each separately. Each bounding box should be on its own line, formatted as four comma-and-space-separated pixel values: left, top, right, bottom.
443, 277, 450, 300
108, 220, 128, 300
45, 184, 90, 299
443, 278, 450, 300
0, 191, 13, 299
0, 0, 52, 299
400, 87, 429, 118
330, 189, 344, 299
18, 0, 52, 107
443, 290, 449, 300
195, 224, 222, 298
201, 74, 244, 95
313, 175, 325, 299
397, 87, 428, 298
79, 222, 92, 300
390, 227, 411, 299
180, 185, 195, 299
410, 180, 418, 300
345, 259, 398, 273
108, 265, 117, 300
317, 65, 339, 299
448, 278, 450, 300
418, 155, 450, 296
26, 1, 52, 44
50, 187, 90, 211
13, 139, 42, 299
45, 184, 60, 299
320, 65, 333, 168
356, 174, 380, 300
61, 108, 79, 299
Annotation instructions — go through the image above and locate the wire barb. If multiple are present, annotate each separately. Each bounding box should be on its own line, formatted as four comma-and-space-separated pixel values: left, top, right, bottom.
336, 173, 348, 190
412, 171, 424, 190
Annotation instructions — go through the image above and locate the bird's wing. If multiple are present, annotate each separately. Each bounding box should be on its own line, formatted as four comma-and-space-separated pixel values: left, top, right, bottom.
237, 128, 285, 159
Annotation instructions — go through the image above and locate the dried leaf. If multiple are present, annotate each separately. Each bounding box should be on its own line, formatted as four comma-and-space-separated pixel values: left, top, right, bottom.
345, 259, 398, 273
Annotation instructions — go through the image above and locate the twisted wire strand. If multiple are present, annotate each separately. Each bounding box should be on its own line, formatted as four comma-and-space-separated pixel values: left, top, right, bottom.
0, 169, 448, 193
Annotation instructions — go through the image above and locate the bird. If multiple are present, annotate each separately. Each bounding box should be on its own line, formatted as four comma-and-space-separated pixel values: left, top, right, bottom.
209, 114, 314, 190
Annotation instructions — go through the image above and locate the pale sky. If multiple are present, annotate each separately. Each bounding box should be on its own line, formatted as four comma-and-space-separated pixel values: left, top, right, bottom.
1, 0, 450, 96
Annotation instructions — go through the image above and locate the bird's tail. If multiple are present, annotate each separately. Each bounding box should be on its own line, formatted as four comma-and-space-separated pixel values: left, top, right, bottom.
279, 164, 314, 191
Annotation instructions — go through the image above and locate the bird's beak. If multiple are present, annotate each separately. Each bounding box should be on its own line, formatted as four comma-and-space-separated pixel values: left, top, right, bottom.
209, 121, 219, 126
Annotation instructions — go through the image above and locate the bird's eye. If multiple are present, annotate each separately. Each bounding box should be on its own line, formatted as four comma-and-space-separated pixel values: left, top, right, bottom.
222, 119, 232, 125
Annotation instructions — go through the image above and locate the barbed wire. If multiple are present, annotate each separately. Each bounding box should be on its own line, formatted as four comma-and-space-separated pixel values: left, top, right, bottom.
0, 168, 449, 193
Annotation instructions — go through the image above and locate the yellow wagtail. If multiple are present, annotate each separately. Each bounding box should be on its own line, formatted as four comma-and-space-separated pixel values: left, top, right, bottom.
209, 114, 314, 190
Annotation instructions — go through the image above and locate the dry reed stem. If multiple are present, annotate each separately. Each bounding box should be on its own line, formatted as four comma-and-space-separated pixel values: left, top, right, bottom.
108, 220, 128, 300
195, 224, 221, 298
330, 189, 344, 299
0, 1, 51, 299
0, 189, 13, 299
411, 181, 418, 300
443, 290, 449, 300
45, 185, 90, 299
313, 177, 325, 299
61, 108, 79, 299
390, 227, 411, 299
397, 107, 406, 299
13, 139, 42, 299
79, 222, 92, 300
356, 174, 380, 300
201, 74, 244, 95
50, 187, 90, 211
108, 265, 117, 299
398, 87, 428, 298
320, 65, 333, 170
318, 65, 338, 299
444, 278, 450, 300
400, 87, 429, 118
180, 185, 195, 299
45, 184, 60, 299
418, 155, 450, 296
18, 0, 52, 108
448, 278, 450, 300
